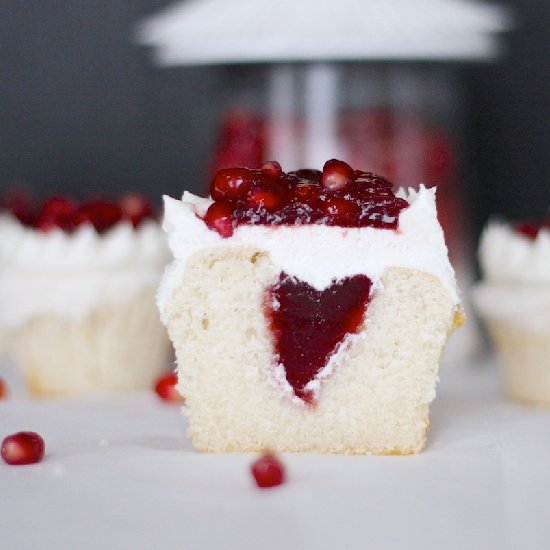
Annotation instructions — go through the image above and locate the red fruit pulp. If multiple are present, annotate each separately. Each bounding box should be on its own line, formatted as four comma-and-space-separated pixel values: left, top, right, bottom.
265, 273, 372, 402
251, 451, 286, 488
1, 432, 45, 465
204, 159, 408, 237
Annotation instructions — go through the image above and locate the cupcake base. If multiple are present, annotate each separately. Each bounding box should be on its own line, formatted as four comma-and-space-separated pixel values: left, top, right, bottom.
10, 290, 170, 396
165, 247, 461, 455
484, 318, 550, 406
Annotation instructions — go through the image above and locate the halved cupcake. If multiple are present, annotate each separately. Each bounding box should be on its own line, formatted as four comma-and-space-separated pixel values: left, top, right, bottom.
159, 160, 463, 454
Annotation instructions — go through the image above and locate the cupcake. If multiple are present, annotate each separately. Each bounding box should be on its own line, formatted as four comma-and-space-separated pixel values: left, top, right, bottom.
473, 219, 550, 406
0, 194, 171, 396
158, 160, 462, 454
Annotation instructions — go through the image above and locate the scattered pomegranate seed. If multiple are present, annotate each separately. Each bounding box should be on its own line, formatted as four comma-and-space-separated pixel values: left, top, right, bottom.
259, 160, 282, 178
154, 373, 184, 403
1, 432, 45, 466
251, 451, 286, 489
321, 159, 354, 191
0, 378, 7, 399
210, 168, 253, 201
203, 200, 236, 238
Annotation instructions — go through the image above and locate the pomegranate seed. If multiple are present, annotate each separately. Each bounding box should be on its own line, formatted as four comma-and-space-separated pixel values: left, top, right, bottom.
0, 378, 7, 399
515, 222, 540, 240
1, 432, 45, 465
321, 159, 354, 191
323, 197, 360, 225
210, 168, 253, 201
154, 373, 184, 403
39, 197, 76, 218
80, 200, 123, 233
290, 182, 323, 204
204, 200, 235, 238
248, 191, 279, 211
259, 161, 282, 178
251, 451, 286, 488
120, 193, 155, 228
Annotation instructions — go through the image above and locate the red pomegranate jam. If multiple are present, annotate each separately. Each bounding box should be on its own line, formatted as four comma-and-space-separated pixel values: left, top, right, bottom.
203, 159, 408, 237
2, 193, 156, 234
265, 273, 372, 402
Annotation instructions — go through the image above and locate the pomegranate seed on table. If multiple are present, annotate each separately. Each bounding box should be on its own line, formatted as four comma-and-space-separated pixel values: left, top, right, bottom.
1, 432, 45, 465
0, 377, 7, 399
321, 159, 354, 191
251, 451, 286, 489
154, 373, 184, 403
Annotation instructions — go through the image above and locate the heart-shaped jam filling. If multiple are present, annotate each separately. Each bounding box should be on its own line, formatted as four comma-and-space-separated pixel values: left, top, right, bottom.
265, 273, 372, 403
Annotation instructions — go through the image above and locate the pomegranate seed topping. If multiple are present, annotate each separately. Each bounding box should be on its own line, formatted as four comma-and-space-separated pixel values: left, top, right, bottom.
290, 182, 323, 204
120, 193, 154, 228
248, 190, 283, 211
323, 197, 360, 225
1, 432, 45, 465
79, 200, 123, 233
40, 197, 76, 218
204, 200, 236, 238
515, 222, 540, 240
0, 378, 7, 399
259, 160, 283, 178
154, 373, 184, 403
251, 451, 286, 488
202, 160, 407, 234
321, 159, 354, 191
210, 168, 253, 201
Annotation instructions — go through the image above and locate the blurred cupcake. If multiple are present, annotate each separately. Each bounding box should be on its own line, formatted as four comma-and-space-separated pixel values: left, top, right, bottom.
0, 194, 171, 396
473, 219, 550, 405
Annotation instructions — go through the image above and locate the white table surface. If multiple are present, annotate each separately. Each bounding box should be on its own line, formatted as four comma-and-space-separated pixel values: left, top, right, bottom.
1, 357, 549, 550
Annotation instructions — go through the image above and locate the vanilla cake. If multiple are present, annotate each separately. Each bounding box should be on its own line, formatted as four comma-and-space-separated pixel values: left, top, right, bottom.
0, 197, 171, 396
158, 160, 463, 454
473, 220, 550, 406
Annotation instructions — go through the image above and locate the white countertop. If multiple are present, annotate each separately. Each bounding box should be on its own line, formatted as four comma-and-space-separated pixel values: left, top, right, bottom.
1, 357, 549, 550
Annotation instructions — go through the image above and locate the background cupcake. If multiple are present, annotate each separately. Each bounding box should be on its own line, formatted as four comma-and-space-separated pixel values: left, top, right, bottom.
0, 194, 171, 396
473, 219, 550, 405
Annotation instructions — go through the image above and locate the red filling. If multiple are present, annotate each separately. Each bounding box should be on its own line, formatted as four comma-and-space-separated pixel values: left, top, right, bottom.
265, 273, 372, 403
1, 192, 156, 233
204, 159, 408, 237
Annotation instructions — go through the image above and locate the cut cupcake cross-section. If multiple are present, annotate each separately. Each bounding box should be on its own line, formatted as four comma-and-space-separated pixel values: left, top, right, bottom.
158, 159, 462, 454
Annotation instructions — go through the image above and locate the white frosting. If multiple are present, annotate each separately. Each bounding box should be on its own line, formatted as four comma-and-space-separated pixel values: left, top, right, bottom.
157, 185, 459, 323
474, 222, 550, 330
0, 215, 170, 329
478, 222, 550, 284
